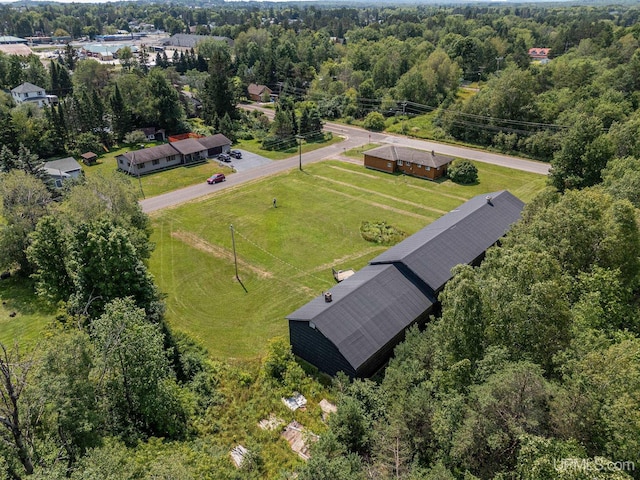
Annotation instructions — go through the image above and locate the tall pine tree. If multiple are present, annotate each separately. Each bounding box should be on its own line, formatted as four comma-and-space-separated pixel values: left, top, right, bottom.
202, 42, 237, 126
110, 84, 132, 142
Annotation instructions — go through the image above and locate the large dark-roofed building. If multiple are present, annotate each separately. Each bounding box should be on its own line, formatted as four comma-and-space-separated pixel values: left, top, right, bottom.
288, 190, 524, 378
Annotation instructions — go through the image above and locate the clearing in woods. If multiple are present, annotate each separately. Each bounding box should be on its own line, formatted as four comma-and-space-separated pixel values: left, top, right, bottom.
148, 159, 547, 359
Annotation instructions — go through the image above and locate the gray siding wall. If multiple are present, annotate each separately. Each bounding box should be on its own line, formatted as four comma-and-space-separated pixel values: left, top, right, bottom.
117, 155, 182, 174
289, 320, 356, 378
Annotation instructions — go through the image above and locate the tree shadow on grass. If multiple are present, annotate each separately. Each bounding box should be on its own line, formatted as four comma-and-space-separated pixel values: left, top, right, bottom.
0, 276, 55, 317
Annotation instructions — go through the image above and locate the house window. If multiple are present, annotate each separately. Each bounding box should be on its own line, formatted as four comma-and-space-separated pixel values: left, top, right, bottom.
152, 159, 159, 165
397, 160, 403, 166
118, 158, 123, 164
387, 162, 392, 168
426, 166, 431, 171
416, 164, 422, 168
139, 163, 145, 169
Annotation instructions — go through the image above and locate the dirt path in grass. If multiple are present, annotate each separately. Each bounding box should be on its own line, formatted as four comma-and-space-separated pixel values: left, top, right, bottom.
172, 231, 273, 278
312, 174, 447, 214
327, 164, 469, 202
313, 184, 433, 221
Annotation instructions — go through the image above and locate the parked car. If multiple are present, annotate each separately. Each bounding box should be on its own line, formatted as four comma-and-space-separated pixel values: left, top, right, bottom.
218, 153, 231, 162
230, 150, 242, 159
207, 173, 226, 184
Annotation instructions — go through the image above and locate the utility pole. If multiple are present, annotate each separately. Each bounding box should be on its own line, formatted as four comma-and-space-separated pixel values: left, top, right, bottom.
296, 134, 304, 171
130, 151, 145, 199
230, 224, 239, 281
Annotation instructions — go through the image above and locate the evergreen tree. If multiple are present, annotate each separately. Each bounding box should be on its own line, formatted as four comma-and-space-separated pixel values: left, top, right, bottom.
147, 69, 185, 133
7, 55, 23, 88
110, 84, 132, 142
57, 63, 73, 97
218, 112, 235, 143
15, 145, 50, 185
177, 52, 187, 73
64, 44, 77, 70
201, 42, 237, 126
0, 145, 17, 172
0, 108, 18, 154
50, 60, 60, 96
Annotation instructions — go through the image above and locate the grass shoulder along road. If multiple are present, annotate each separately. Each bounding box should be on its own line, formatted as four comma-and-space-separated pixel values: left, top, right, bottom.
148, 159, 547, 361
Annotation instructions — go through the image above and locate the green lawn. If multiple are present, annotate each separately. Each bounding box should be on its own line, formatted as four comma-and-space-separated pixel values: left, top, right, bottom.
82, 147, 234, 198
82, 136, 343, 197
148, 159, 547, 360
235, 134, 343, 160
343, 143, 381, 158
0, 276, 56, 348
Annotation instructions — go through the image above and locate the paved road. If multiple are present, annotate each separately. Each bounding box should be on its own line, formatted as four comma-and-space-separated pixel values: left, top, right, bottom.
141, 105, 549, 213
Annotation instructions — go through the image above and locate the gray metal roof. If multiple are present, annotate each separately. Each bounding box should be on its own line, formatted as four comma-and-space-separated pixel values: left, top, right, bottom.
0, 36, 27, 44
197, 134, 231, 149
371, 190, 524, 292
162, 34, 232, 48
170, 138, 208, 155
288, 263, 434, 371
364, 145, 453, 168
11, 82, 44, 94
120, 144, 178, 164
45, 157, 82, 174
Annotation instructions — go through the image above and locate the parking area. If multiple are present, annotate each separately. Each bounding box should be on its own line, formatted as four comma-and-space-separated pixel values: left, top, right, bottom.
213, 150, 274, 173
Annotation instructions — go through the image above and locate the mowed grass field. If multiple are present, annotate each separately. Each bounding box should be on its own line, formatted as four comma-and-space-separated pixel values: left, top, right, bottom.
0, 277, 56, 347
148, 159, 547, 360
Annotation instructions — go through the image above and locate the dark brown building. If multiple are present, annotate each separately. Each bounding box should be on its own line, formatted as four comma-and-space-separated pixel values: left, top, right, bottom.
287, 191, 525, 378
364, 145, 454, 180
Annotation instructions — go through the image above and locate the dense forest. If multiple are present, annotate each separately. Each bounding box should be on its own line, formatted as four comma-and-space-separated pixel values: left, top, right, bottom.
2, 2, 640, 479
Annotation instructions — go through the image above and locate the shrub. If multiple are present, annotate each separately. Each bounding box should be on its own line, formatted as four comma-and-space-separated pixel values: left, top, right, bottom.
124, 130, 147, 145
71, 132, 103, 157
360, 221, 407, 245
448, 160, 478, 184
363, 112, 386, 132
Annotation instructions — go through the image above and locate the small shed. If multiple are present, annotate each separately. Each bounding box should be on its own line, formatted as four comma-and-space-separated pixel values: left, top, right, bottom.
80, 152, 98, 165
140, 127, 165, 142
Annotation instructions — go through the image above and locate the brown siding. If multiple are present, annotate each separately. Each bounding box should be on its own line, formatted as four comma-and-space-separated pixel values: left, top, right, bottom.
364, 154, 395, 173
398, 161, 447, 181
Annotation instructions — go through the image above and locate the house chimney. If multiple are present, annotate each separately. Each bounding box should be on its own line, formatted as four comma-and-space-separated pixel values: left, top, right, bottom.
431, 150, 435, 156
486, 196, 493, 205
324, 292, 333, 303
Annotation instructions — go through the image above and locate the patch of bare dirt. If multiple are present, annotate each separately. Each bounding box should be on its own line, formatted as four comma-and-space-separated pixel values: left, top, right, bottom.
172, 230, 273, 278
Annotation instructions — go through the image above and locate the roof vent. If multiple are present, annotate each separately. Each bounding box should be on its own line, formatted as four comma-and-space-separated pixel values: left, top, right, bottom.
324, 292, 333, 303
486, 196, 493, 205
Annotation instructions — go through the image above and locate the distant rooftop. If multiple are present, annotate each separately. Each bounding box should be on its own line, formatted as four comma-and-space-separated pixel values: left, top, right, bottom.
0, 36, 27, 44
